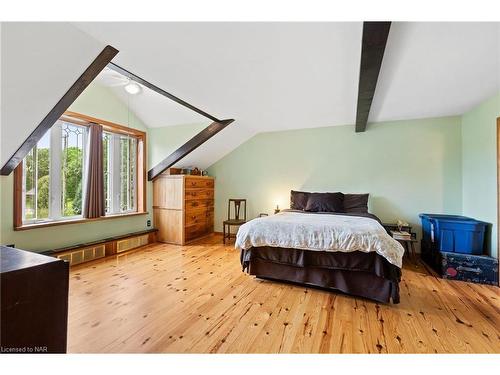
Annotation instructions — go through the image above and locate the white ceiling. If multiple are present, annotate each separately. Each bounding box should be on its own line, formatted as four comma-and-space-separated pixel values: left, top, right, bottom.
95, 67, 208, 127
73, 22, 500, 169
370, 22, 500, 122
1, 22, 106, 169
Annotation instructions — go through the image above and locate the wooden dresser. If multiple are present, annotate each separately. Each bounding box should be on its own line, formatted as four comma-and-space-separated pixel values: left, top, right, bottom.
153, 175, 214, 245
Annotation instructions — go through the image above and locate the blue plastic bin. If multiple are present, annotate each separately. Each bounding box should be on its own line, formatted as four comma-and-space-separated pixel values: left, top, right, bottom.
419, 214, 487, 255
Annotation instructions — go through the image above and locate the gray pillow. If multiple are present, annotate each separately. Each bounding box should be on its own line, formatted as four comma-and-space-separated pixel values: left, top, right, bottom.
305, 192, 344, 213
290, 190, 309, 210
343, 194, 369, 213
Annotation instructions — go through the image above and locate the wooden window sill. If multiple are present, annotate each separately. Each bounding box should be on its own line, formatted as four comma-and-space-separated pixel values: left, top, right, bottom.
14, 212, 149, 231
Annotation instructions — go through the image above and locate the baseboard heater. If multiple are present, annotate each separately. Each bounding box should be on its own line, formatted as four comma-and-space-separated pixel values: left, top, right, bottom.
41, 229, 158, 266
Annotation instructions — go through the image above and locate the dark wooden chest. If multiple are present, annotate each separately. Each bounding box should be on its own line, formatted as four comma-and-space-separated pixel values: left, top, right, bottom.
1, 246, 69, 353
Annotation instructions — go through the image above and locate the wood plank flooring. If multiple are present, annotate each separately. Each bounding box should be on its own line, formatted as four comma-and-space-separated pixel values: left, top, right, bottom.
67, 234, 500, 353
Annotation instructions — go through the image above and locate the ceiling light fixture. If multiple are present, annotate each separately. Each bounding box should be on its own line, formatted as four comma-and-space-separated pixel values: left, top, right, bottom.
124, 82, 141, 95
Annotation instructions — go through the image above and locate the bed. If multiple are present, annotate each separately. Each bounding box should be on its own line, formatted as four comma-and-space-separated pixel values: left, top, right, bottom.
235, 206, 405, 304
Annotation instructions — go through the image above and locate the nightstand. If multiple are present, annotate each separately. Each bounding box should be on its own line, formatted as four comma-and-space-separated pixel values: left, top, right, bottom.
382, 222, 412, 234
396, 236, 418, 261
382, 223, 418, 261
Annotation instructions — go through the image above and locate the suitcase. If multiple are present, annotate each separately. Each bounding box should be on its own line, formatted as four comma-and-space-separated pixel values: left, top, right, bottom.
421, 240, 498, 286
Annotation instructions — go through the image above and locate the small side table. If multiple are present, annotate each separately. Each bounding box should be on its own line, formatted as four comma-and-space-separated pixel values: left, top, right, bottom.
395, 237, 418, 261
382, 222, 412, 234
382, 223, 418, 261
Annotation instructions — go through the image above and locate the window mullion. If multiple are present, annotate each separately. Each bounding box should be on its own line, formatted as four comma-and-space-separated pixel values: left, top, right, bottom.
81, 126, 89, 215
127, 137, 131, 211
130, 138, 134, 211
108, 134, 114, 214
34, 145, 38, 220
111, 134, 121, 214
21, 159, 26, 222
132, 138, 137, 212
49, 124, 62, 219
130, 138, 139, 211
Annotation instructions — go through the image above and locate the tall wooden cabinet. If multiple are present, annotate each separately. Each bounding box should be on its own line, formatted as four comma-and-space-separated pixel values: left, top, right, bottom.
153, 175, 215, 245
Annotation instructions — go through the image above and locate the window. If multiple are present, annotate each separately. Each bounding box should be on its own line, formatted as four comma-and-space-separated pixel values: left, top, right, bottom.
103, 132, 138, 214
14, 112, 146, 229
21, 121, 87, 224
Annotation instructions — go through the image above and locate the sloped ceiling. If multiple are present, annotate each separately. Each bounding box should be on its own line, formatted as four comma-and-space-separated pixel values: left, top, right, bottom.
73, 22, 500, 169
0, 23, 106, 168
370, 22, 500, 122
95, 67, 209, 128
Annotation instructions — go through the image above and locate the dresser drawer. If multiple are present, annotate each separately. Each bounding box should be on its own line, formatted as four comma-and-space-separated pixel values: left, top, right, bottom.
185, 209, 214, 226
185, 199, 214, 211
185, 178, 214, 189
185, 222, 211, 240
184, 188, 214, 200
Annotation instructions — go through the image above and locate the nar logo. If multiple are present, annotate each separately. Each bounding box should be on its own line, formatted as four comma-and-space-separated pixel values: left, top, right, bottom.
1, 345, 48, 353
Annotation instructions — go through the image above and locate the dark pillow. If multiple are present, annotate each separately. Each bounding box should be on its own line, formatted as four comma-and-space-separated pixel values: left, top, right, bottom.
343, 193, 369, 213
305, 192, 344, 212
290, 190, 309, 210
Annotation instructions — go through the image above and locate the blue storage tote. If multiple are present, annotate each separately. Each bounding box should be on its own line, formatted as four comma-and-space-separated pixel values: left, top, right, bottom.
419, 214, 487, 255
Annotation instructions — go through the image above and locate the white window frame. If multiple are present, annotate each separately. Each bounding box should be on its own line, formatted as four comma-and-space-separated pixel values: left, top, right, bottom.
22, 121, 88, 225
49, 124, 62, 220
21, 147, 38, 222
110, 133, 121, 214
105, 132, 138, 215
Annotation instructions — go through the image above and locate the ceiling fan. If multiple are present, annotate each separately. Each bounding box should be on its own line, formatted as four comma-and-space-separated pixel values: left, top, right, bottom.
97, 67, 142, 95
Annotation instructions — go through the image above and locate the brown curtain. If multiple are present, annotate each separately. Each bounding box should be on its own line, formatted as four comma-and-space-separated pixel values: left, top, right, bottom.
83, 123, 104, 218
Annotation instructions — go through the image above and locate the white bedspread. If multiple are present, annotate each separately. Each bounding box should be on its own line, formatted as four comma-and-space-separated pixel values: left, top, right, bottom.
235, 211, 404, 268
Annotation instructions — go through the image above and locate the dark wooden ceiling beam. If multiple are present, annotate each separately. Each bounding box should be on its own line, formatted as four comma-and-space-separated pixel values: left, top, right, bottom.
148, 119, 235, 181
0, 45, 119, 175
355, 22, 391, 133
108, 63, 235, 181
107, 62, 221, 123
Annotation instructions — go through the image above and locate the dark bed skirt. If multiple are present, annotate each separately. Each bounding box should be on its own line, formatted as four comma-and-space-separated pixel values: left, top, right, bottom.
241, 247, 401, 304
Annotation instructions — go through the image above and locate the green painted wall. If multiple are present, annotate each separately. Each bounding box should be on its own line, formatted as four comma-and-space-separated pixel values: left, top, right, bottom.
148, 123, 206, 168
0, 83, 154, 251
2, 78, 498, 259
208, 116, 464, 246
462, 92, 500, 258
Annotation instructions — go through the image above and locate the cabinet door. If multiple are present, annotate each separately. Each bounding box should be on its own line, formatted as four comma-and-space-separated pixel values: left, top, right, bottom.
154, 208, 183, 244
153, 177, 184, 209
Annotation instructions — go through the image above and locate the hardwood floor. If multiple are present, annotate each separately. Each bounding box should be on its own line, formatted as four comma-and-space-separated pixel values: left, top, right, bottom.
67, 234, 500, 353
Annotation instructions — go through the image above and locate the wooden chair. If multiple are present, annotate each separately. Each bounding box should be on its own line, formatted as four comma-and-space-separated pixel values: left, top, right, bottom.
223, 199, 247, 244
